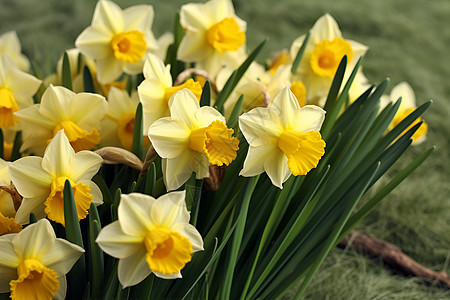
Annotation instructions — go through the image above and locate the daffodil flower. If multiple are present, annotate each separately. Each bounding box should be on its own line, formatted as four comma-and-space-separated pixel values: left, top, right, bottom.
239, 87, 326, 188
0, 31, 30, 71
148, 89, 239, 191
381, 82, 427, 144
0, 54, 41, 128
15, 84, 107, 155
96, 191, 203, 286
75, 0, 158, 84
101, 87, 148, 150
138, 53, 203, 132
177, 0, 247, 76
290, 14, 368, 106
9, 130, 103, 226
0, 218, 84, 299
0, 158, 21, 235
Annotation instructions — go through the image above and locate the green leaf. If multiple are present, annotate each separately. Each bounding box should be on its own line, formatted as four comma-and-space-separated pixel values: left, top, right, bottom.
11, 131, 22, 161
29, 213, 37, 224
88, 204, 104, 298
131, 103, 144, 160
227, 94, 244, 132
185, 175, 203, 227
166, 11, 186, 79
200, 80, 211, 107
145, 162, 156, 196
62, 51, 73, 90
291, 31, 310, 75
322, 55, 347, 117
83, 66, 96, 93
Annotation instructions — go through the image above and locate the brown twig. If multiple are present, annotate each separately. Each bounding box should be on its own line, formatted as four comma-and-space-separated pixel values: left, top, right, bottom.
338, 231, 450, 288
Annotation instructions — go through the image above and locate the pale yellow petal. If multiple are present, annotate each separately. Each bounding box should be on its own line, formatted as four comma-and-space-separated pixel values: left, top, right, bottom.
0, 233, 20, 268
81, 180, 103, 206
271, 87, 300, 129
155, 191, 189, 227
14, 196, 46, 225
292, 105, 326, 133
310, 13, 342, 45
138, 80, 169, 130
122, 5, 154, 33
70, 92, 107, 128
148, 118, 190, 159
162, 152, 193, 192
41, 130, 75, 177
171, 222, 203, 252
12, 219, 55, 259
239, 145, 276, 177
391, 82, 416, 112
92, 0, 124, 34
118, 193, 155, 236
71, 151, 103, 181
239, 107, 283, 147
40, 85, 75, 122
142, 53, 172, 85
152, 271, 182, 279
9, 156, 52, 198
54, 276, 67, 300
118, 248, 150, 287
264, 149, 291, 189
96, 221, 143, 259
179, 2, 211, 31
75, 26, 112, 59
177, 30, 211, 63
168, 89, 201, 129
5, 69, 41, 108
195, 106, 225, 128
96, 54, 125, 84
41, 238, 84, 276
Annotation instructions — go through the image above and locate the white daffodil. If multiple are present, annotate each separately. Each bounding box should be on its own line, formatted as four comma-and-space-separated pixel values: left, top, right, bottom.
239, 87, 326, 188
96, 191, 203, 286
75, 0, 157, 84
0, 158, 21, 235
15, 84, 107, 156
0, 31, 30, 71
100, 87, 149, 150
9, 130, 103, 226
137, 53, 203, 132
0, 218, 84, 299
290, 14, 368, 106
177, 0, 247, 77
148, 89, 239, 191
0, 54, 41, 129
381, 82, 427, 144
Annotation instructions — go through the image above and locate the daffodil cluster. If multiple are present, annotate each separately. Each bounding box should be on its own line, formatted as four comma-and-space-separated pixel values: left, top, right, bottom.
0, 0, 433, 299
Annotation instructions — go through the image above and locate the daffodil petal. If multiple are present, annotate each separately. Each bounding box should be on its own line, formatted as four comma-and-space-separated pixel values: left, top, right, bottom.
148, 118, 190, 159
239, 145, 277, 177
41, 130, 74, 177
5, 69, 41, 108
142, 53, 172, 85
162, 152, 193, 192
70, 93, 107, 128
71, 151, 103, 182
0, 234, 20, 269
118, 193, 154, 236
92, 0, 124, 34
292, 105, 326, 133
12, 219, 55, 259
9, 156, 52, 198
239, 108, 283, 147
40, 85, 74, 122
168, 89, 200, 129
264, 149, 291, 189
75, 26, 112, 59
271, 87, 300, 129
195, 106, 225, 128
310, 13, 342, 44
81, 180, 103, 206
41, 239, 84, 276
96, 221, 143, 259
14, 196, 46, 225
171, 222, 204, 252
152, 271, 182, 279
122, 5, 154, 33
177, 30, 212, 62
118, 248, 150, 288
391, 81, 416, 111
54, 276, 67, 300
96, 55, 125, 84
155, 191, 189, 227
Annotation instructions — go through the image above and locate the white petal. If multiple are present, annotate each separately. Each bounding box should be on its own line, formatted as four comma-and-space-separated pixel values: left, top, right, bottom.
177, 30, 211, 63
239, 108, 283, 147
180, 2, 211, 31
292, 105, 326, 133
40, 85, 75, 122
148, 118, 190, 159
12, 219, 55, 259
123, 59, 146, 75
271, 87, 300, 129
41, 239, 84, 276
138, 80, 169, 130
310, 14, 342, 45
348, 39, 368, 62
153, 271, 181, 279
41, 130, 75, 177
122, 5, 154, 33
154, 191, 189, 227
118, 193, 154, 236
142, 53, 172, 85
6, 69, 41, 108
14, 196, 46, 225
240, 145, 276, 177
54, 276, 67, 300
92, 0, 124, 34
9, 157, 52, 198
70, 93, 107, 128
80, 179, 103, 206
264, 149, 291, 189
96, 221, 143, 259
162, 152, 194, 191
171, 222, 204, 252
70, 151, 103, 182
96, 55, 125, 84
0, 233, 20, 268
168, 89, 201, 129
75, 26, 112, 60
118, 248, 151, 287
391, 82, 416, 112
195, 106, 225, 128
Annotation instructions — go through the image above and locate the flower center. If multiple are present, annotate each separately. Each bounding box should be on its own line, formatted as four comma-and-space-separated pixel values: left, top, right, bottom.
206, 17, 246, 53
9, 259, 59, 300
189, 120, 239, 166
52, 120, 100, 152
0, 88, 19, 128
310, 37, 353, 77
277, 130, 326, 176
392, 108, 428, 144
110, 30, 147, 63
117, 112, 135, 150
164, 79, 203, 104
0, 212, 22, 236
44, 177, 93, 226
290, 81, 306, 107
144, 227, 193, 275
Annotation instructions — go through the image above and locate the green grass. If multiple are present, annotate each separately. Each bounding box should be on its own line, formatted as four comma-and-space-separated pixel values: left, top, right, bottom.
2, 0, 449, 298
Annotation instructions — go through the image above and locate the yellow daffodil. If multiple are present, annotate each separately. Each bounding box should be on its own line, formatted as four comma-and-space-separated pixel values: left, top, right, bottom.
96, 191, 203, 286
100, 87, 148, 150
0, 54, 41, 129
15, 85, 107, 156
9, 130, 103, 226
0, 218, 84, 299
138, 53, 203, 132
75, 0, 158, 84
0, 159, 21, 235
0, 31, 30, 71
148, 89, 239, 191
239, 87, 326, 188
381, 82, 428, 144
177, 0, 247, 77
290, 14, 368, 106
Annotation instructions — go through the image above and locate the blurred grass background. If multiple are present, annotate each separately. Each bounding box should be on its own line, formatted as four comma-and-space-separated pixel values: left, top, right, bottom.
1, 0, 449, 298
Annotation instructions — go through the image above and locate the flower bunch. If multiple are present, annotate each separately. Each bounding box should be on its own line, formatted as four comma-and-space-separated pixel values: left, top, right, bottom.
0, 0, 433, 299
